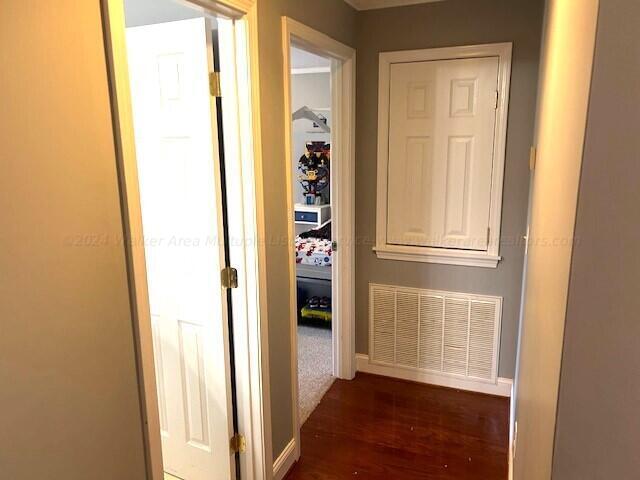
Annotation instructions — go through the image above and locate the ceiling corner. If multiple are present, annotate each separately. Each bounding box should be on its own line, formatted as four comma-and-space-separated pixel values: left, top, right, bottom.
343, 0, 363, 10
343, 0, 446, 11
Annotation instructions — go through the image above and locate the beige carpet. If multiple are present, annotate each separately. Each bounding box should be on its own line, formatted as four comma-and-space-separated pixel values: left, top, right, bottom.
298, 325, 334, 425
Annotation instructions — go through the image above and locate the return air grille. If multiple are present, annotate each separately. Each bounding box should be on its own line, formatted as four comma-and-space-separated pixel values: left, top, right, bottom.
370, 283, 502, 383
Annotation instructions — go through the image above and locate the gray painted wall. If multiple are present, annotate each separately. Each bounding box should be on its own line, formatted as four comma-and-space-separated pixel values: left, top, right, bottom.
0, 1, 147, 478
354, 0, 545, 378
552, 1, 640, 477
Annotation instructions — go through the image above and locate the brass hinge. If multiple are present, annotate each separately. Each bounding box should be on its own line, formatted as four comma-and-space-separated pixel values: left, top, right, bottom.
529, 146, 537, 171
494, 90, 499, 109
230, 433, 246, 453
221, 266, 238, 289
209, 71, 221, 97
331, 240, 338, 252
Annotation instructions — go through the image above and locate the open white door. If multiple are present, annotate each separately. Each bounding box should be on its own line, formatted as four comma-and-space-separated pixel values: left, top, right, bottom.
126, 18, 235, 480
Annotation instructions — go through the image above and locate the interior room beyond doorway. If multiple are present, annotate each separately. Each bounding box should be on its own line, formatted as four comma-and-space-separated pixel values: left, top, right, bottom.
290, 45, 335, 426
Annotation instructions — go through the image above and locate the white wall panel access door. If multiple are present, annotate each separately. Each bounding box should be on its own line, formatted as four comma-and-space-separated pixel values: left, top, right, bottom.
386, 57, 499, 251
126, 18, 235, 480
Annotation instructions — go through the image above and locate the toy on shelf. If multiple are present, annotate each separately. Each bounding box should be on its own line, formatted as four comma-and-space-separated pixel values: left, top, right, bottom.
298, 141, 330, 205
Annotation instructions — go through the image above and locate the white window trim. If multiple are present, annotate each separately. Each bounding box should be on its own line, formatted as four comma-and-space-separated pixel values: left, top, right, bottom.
375, 42, 513, 268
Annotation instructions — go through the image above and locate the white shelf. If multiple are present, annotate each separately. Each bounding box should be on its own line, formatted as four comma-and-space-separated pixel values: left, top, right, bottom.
294, 203, 331, 228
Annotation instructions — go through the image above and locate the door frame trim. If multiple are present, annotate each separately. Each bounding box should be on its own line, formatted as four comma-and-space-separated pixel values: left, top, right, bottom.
101, 1, 272, 479
281, 16, 357, 465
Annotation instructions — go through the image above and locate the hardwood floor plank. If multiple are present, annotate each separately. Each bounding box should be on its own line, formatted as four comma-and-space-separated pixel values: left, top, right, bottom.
285, 372, 509, 480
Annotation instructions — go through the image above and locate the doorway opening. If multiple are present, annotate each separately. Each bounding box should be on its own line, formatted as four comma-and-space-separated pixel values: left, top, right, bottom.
290, 45, 334, 426
281, 17, 356, 471
103, 0, 270, 479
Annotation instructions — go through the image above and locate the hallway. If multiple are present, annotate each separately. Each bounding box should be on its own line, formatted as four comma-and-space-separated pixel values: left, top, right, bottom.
285, 373, 509, 479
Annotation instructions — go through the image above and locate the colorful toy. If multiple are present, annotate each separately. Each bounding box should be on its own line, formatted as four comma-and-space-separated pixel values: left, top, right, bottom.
298, 141, 330, 204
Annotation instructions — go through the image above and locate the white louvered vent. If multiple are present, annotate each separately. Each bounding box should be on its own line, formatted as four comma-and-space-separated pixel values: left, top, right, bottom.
370, 283, 502, 383
372, 288, 395, 364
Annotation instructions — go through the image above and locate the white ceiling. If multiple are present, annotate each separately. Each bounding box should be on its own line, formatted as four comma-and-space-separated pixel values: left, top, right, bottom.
124, 0, 204, 27
291, 46, 331, 69
345, 0, 445, 10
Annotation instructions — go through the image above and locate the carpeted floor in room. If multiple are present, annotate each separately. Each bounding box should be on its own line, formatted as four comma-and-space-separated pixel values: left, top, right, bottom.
297, 325, 334, 425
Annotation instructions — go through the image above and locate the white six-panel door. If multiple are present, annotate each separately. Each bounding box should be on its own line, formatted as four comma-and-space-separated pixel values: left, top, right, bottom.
126, 18, 235, 480
386, 57, 499, 251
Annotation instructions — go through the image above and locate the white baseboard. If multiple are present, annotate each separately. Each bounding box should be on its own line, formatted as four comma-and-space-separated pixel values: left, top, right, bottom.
356, 354, 512, 397
273, 438, 297, 480
508, 383, 516, 480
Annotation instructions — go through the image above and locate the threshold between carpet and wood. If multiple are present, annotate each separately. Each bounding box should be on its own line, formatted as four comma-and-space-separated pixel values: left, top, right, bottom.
297, 325, 334, 425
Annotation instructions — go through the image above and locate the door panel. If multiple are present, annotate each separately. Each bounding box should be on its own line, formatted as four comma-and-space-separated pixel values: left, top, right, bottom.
126, 18, 235, 480
387, 57, 499, 251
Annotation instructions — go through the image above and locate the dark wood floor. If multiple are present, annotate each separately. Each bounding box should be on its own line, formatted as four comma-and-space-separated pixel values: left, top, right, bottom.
285, 373, 509, 480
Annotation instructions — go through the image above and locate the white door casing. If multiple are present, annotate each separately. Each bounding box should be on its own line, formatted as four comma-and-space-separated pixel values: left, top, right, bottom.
386, 57, 500, 251
126, 18, 235, 480
280, 17, 357, 475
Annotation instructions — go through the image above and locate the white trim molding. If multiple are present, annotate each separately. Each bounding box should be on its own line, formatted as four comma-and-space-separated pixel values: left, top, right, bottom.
375, 42, 512, 269
281, 16, 357, 468
272, 438, 297, 480
291, 66, 331, 75
374, 245, 501, 268
284, 28, 356, 371
356, 354, 513, 397
220, 12, 273, 480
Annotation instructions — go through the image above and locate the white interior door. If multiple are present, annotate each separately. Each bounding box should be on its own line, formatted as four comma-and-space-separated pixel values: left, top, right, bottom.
126, 18, 235, 480
386, 56, 499, 251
